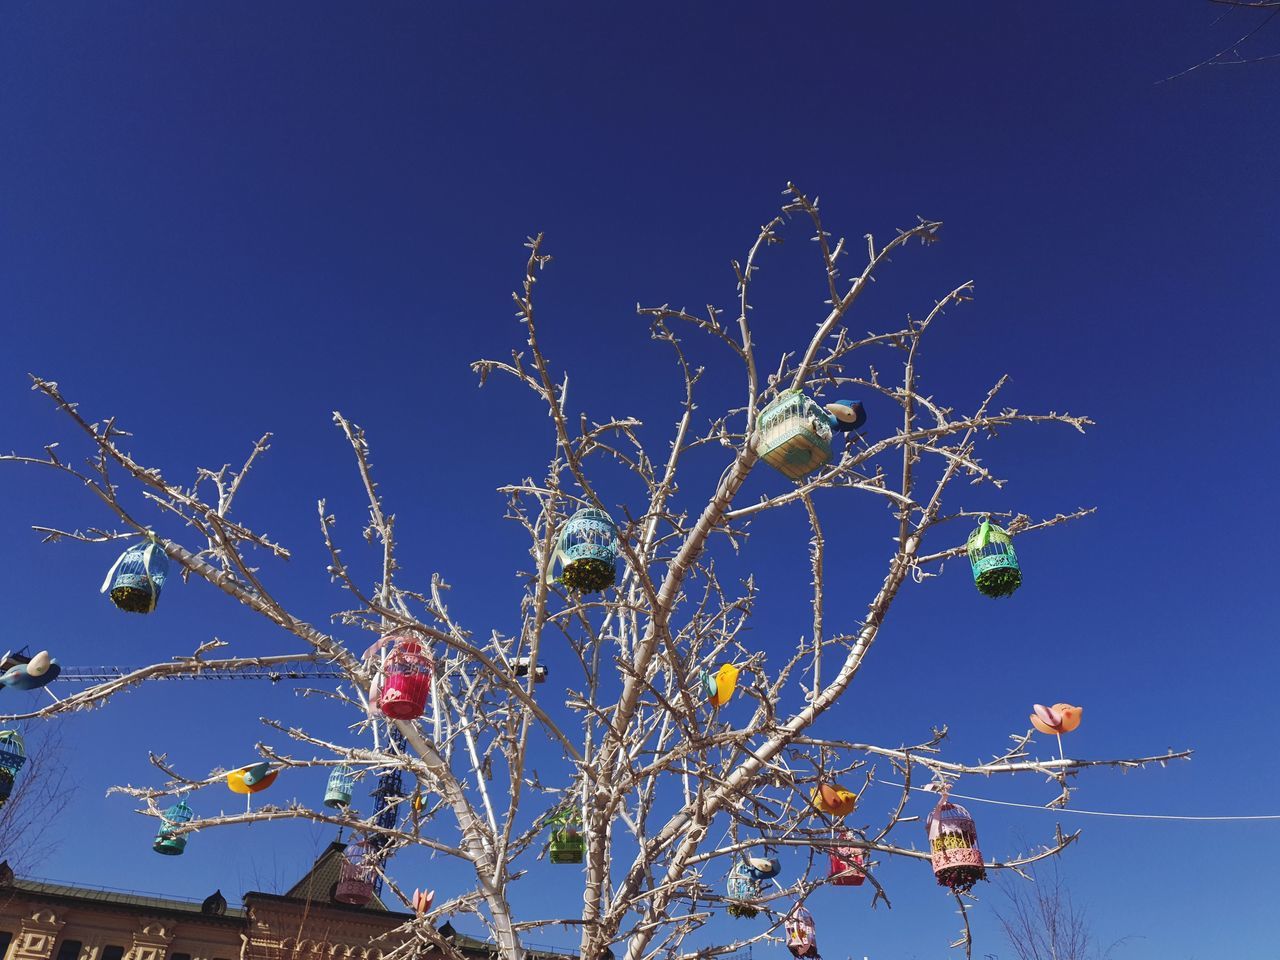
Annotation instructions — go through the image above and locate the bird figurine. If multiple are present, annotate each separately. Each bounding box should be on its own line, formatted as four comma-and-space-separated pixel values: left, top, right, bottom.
412, 888, 435, 916
811, 782, 857, 818
1030, 703, 1082, 736
823, 399, 867, 434
0, 649, 61, 692
700, 664, 740, 707
227, 761, 279, 794
744, 855, 781, 880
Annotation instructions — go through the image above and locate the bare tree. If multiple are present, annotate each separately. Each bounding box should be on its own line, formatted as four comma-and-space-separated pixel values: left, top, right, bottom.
1163, 1, 1280, 81
0, 185, 1189, 960
995, 860, 1125, 960
0, 725, 72, 873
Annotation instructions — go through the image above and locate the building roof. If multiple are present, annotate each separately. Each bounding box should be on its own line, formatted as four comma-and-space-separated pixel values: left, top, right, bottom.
1, 875, 245, 924
283, 839, 390, 911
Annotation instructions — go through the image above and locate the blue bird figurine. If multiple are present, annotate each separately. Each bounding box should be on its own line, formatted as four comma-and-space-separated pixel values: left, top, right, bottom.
0, 648, 61, 692
823, 399, 866, 433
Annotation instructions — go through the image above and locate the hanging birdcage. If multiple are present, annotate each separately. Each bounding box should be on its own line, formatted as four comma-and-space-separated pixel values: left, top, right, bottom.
0, 730, 27, 808
324, 764, 355, 809
153, 799, 194, 856
756, 390, 833, 480
726, 860, 764, 919
335, 839, 377, 905
374, 636, 433, 721
926, 797, 986, 892
784, 904, 820, 959
549, 811, 585, 864
102, 540, 171, 613
966, 519, 1021, 599
555, 508, 620, 594
828, 832, 866, 887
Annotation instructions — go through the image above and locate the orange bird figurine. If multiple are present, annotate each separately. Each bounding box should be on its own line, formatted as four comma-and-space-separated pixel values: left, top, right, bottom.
1030, 703, 1082, 736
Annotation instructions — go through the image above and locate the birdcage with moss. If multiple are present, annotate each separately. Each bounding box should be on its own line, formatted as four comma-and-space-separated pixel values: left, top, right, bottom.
966, 519, 1021, 598
335, 839, 377, 905
103, 540, 171, 613
926, 797, 986, 892
726, 860, 765, 919
153, 799, 194, 856
828, 831, 866, 887
549, 811, 585, 864
324, 764, 355, 809
554, 508, 619, 594
0, 731, 27, 808
756, 390, 833, 480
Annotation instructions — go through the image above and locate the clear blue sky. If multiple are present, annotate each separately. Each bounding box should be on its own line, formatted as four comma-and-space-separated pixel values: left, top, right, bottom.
1, 4, 1277, 959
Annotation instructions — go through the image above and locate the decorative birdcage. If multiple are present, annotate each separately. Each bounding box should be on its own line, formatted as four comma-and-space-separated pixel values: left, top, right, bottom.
335, 839, 377, 905
153, 799, 194, 856
726, 860, 765, 919
555, 508, 620, 594
966, 519, 1021, 599
0, 730, 27, 808
374, 636, 433, 720
549, 811, 585, 864
926, 796, 986, 892
811, 782, 857, 818
784, 904, 820, 959
828, 832, 866, 887
324, 764, 355, 809
102, 540, 171, 613
756, 390, 833, 480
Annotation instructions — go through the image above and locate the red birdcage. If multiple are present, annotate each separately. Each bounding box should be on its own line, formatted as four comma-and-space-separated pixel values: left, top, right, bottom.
371, 635, 433, 721
926, 795, 986, 892
828, 831, 866, 887
335, 839, 377, 906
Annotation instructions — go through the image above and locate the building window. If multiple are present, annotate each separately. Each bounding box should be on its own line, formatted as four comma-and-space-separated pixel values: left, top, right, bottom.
170, 954, 192, 960
54, 939, 82, 960
100, 947, 125, 960
0, 931, 13, 960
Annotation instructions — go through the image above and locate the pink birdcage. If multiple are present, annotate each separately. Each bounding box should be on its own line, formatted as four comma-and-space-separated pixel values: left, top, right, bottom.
372, 635, 433, 721
784, 904, 820, 959
926, 795, 986, 892
828, 831, 866, 887
335, 839, 377, 906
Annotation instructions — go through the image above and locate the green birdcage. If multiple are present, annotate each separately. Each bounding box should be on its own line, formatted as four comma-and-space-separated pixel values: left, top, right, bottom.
324, 764, 355, 809
153, 799, 194, 856
966, 519, 1021, 599
549, 811, 585, 864
756, 390, 833, 480
0, 731, 27, 808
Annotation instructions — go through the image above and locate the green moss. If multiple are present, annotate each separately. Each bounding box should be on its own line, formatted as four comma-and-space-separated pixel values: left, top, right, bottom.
561, 558, 616, 594
975, 567, 1021, 599
727, 903, 759, 919
937, 865, 987, 892
110, 585, 155, 613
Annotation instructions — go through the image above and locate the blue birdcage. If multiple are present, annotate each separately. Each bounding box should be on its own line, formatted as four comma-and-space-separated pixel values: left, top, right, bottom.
726, 860, 765, 918
102, 540, 171, 613
966, 519, 1021, 599
0, 731, 27, 808
153, 799, 194, 856
756, 390, 833, 480
325, 764, 355, 809
554, 508, 620, 594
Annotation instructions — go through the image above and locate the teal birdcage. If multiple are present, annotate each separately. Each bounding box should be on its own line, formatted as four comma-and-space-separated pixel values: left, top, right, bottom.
756, 390, 833, 480
153, 799, 194, 856
102, 540, 171, 613
726, 860, 764, 918
554, 508, 619, 594
549, 811, 585, 864
966, 519, 1021, 599
0, 731, 27, 808
324, 764, 355, 809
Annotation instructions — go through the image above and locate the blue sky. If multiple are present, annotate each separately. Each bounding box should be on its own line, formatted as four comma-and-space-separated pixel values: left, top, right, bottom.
1, 3, 1277, 959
